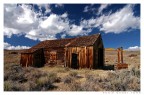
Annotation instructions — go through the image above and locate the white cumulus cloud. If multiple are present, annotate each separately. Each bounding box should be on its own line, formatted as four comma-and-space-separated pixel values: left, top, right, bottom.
81, 4, 140, 34
83, 4, 96, 13
83, 6, 89, 12
98, 5, 140, 33
4, 42, 30, 50
55, 4, 64, 8
4, 4, 140, 42
97, 4, 110, 15
125, 46, 140, 51
4, 4, 91, 41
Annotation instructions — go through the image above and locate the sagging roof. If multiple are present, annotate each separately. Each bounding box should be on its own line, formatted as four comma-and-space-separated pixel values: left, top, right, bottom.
22, 33, 100, 53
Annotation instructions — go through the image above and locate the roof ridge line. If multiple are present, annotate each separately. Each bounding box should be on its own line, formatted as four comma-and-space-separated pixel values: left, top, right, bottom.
92, 33, 101, 45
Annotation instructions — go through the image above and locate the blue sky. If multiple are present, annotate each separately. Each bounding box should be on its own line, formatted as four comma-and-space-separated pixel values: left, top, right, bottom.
4, 4, 140, 50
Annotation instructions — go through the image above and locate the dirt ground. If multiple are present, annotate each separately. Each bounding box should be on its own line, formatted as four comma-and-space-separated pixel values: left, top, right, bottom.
105, 50, 140, 68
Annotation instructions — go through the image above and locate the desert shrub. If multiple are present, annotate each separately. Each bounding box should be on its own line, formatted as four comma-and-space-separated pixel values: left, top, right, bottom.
11, 82, 24, 91
4, 64, 24, 81
27, 81, 38, 91
34, 76, 56, 91
4, 81, 23, 91
81, 73, 100, 91
81, 82, 102, 91
127, 76, 140, 91
47, 72, 57, 82
4, 61, 140, 91
107, 71, 118, 79
106, 69, 140, 91
19, 82, 31, 91
36, 76, 49, 86
68, 81, 82, 91
23, 67, 48, 81
4, 81, 13, 91
64, 67, 70, 71
85, 73, 95, 81
55, 67, 66, 73
84, 73, 110, 91
69, 71, 78, 77
4, 63, 59, 91
56, 67, 71, 73
25, 70, 57, 91
130, 67, 140, 78
109, 78, 127, 91
54, 77, 61, 83
63, 75, 74, 84
83, 69, 140, 91
128, 54, 137, 57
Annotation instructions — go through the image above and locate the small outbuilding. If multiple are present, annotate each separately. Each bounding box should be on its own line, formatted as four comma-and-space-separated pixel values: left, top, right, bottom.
20, 33, 104, 69
20, 48, 45, 67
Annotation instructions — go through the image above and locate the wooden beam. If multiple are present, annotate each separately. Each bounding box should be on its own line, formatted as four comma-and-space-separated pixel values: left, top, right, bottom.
120, 47, 123, 63
117, 48, 120, 64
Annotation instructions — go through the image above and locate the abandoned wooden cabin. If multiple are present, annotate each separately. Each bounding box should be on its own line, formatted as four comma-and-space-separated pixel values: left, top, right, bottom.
20, 33, 104, 69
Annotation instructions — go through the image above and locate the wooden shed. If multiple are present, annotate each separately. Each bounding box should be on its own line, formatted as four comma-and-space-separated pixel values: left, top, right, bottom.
20, 48, 45, 67
20, 33, 104, 69
65, 33, 104, 69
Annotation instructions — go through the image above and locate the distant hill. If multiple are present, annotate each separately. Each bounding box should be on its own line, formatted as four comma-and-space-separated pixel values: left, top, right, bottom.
4, 49, 27, 54
105, 48, 116, 51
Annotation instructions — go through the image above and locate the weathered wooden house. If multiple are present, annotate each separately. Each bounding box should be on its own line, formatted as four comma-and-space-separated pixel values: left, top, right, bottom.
20, 33, 104, 69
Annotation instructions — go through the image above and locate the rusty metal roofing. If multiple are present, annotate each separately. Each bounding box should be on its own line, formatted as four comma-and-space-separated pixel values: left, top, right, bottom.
66, 34, 100, 47
22, 33, 100, 53
21, 48, 38, 53
45, 38, 74, 48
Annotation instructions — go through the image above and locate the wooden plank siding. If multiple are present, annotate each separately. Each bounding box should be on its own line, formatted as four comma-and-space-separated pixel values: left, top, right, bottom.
43, 47, 65, 66
20, 48, 45, 67
20, 53, 33, 67
65, 46, 94, 69
93, 35, 104, 68
89, 47, 93, 69
20, 33, 104, 69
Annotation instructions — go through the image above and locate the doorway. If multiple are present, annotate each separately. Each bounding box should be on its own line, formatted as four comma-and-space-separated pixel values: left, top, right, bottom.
33, 49, 45, 67
71, 53, 78, 69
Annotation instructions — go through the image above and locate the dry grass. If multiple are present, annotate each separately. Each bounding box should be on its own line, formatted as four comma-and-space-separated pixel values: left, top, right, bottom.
4, 62, 58, 91
4, 50, 140, 91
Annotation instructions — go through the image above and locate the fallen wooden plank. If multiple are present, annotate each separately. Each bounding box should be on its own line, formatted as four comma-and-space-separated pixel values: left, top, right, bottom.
114, 63, 128, 70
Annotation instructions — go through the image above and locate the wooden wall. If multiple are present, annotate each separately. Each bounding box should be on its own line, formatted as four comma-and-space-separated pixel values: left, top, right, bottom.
20, 53, 33, 67
44, 47, 65, 65
93, 35, 104, 69
20, 48, 45, 67
20, 35, 104, 69
65, 46, 93, 69
65, 35, 104, 69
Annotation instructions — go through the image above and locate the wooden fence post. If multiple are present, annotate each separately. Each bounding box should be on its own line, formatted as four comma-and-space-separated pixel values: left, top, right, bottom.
117, 48, 120, 64
120, 47, 123, 63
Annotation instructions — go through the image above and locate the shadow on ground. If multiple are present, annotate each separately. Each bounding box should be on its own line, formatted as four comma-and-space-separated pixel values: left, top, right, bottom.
103, 65, 114, 70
